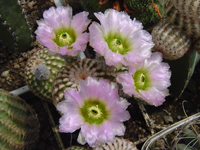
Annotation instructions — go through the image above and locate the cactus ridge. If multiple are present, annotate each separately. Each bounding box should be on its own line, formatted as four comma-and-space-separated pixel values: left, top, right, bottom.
0, 0, 32, 53
172, 0, 200, 20
0, 112, 39, 140
165, 0, 200, 38
0, 140, 10, 150
52, 58, 116, 106
0, 95, 38, 127
25, 48, 70, 102
94, 137, 138, 150
0, 94, 28, 111
67, 145, 87, 150
151, 19, 191, 60
0, 89, 40, 150
25, 49, 68, 102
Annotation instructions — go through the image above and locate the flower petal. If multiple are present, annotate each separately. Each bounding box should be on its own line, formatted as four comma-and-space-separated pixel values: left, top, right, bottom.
35, 6, 89, 56
64, 88, 84, 107
98, 121, 115, 143
71, 11, 91, 34
81, 123, 99, 147
117, 52, 171, 106
59, 112, 83, 133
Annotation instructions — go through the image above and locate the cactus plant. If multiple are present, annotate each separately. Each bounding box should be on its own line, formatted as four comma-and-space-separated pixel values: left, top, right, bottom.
151, 19, 191, 60
0, 0, 32, 53
67, 145, 87, 150
94, 137, 138, 150
0, 89, 40, 150
125, 0, 165, 27
164, 0, 200, 38
80, 0, 165, 28
52, 58, 116, 106
25, 48, 70, 103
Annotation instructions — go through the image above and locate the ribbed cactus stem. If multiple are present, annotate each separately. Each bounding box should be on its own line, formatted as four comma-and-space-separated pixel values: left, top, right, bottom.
165, 0, 200, 38
0, 89, 40, 150
151, 19, 191, 60
52, 58, 116, 106
25, 48, 75, 102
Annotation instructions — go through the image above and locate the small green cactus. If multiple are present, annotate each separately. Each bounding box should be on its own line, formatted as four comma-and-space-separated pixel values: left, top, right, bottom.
125, 0, 165, 27
67, 145, 87, 150
0, 0, 32, 53
25, 48, 68, 103
0, 89, 40, 150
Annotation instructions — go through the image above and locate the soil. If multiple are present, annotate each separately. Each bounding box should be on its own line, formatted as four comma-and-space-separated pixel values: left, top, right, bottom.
1, 0, 200, 150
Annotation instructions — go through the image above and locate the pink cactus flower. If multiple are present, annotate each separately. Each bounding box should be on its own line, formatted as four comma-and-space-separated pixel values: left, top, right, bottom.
35, 5, 90, 56
117, 52, 171, 107
89, 9, 154, 68
56, 77, 130, 147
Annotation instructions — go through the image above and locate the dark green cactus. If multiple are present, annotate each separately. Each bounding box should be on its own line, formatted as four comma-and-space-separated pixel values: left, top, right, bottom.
0, 0, 32, 53
125, 0, 165, 27
81, 0, 114, 14
0, 89, 40, 150
80, 0, 165, 28
67, 146, 87, 150
52, 58, 116, 106
25, 48, 69, 103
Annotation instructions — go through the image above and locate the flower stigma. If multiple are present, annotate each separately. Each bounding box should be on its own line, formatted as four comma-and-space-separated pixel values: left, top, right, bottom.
105, 33, 131, 55
54, 28, 76, 47
133, 70, 150, 92
80, 99, 109, 125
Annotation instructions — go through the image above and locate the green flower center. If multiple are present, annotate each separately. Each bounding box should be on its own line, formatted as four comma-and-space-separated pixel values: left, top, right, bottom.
105, 32, 132, 55
53, 28, 76, 47
80, 99, 109, 125
133, 69, 151, 92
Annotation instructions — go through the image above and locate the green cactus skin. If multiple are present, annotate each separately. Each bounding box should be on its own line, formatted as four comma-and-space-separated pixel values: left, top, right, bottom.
0, 0, 32, 53
0, 89, 40, 150
125, 0, 165, 28
25, 48, 68, 103
67, 146, 87, 150
52, 58, 116, 106
81, 0, 114, 14
151, 19, 191, 60
165, 0, 200, 38
81, 0, 164, 29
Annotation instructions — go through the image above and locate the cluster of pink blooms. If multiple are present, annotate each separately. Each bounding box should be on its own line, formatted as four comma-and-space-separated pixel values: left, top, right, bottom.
35, 5, 171, 148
